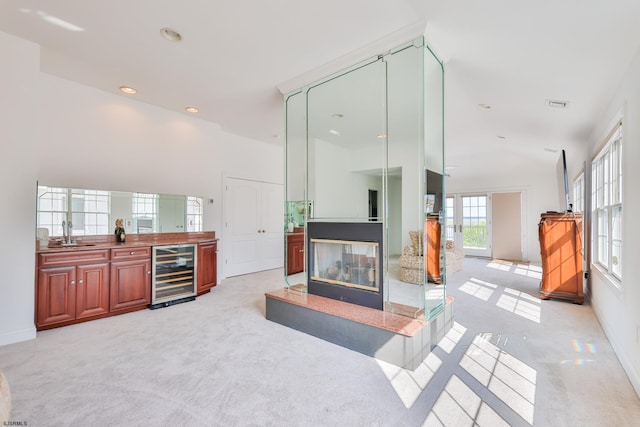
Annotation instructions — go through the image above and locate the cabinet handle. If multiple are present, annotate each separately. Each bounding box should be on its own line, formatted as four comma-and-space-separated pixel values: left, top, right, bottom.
130, 251, 135, 255
147, 271, 151, 275
78, 280, 84, 284
70, 280, 75, 285
299, 249, 304, 253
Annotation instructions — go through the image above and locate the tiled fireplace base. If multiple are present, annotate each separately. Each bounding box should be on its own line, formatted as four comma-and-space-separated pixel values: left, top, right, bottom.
265, 287, 454, 370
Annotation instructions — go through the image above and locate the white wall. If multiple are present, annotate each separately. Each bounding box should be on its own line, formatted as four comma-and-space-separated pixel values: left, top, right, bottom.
588, 47, 640, 397
0, 32, 39, 345
0, 31, 283, 346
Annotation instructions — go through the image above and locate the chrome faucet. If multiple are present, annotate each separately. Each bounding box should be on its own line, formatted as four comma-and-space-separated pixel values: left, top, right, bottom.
62, 220, 73, 244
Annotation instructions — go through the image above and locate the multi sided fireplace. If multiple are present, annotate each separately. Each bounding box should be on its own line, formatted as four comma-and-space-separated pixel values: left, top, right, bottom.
307, 222, 383, 310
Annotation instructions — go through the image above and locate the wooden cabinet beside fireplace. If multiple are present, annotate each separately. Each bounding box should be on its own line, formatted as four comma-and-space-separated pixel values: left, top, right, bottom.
287, 233, 305, 275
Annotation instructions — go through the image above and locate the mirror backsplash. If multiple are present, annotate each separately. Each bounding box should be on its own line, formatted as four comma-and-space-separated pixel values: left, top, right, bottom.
37, 185, 203, 238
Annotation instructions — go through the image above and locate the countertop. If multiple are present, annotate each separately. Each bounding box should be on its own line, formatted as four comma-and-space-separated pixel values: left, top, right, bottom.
37, 231, 218, 253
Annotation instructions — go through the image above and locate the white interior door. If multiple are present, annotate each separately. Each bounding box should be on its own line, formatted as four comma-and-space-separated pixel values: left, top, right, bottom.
260, 182, 286, 270
158, 195, 186, 232
224, 178, 284, 277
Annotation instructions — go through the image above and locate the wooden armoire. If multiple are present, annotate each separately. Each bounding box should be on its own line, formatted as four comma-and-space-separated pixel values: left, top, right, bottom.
538, 212, 583, 304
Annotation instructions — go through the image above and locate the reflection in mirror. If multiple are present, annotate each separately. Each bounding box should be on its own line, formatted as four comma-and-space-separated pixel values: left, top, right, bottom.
423, 45, 446, 317
386, 43, 428, 315
37, 185, 203, 237
307, 59, 386, 221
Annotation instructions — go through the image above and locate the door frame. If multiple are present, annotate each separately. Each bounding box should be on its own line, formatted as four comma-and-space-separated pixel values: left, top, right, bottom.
447, 193, 492, 257
447, 189, 529, 261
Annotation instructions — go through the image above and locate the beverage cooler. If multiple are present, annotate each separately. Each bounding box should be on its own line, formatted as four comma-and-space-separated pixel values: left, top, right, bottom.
150, 244, 197, 309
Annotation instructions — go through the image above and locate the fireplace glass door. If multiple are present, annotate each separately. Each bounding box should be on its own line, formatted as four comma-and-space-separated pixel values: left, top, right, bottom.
310, 239, 379, 293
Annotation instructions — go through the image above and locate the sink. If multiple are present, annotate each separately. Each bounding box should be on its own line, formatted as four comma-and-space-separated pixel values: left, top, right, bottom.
60, 242, 96, 247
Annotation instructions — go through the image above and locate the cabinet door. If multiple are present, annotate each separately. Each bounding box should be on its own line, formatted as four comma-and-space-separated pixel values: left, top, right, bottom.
287, 237, 304, 275
37, 266, 76, 327
110, 259, 151, 311
76, 263, 110, 319
197, 241, 217, 294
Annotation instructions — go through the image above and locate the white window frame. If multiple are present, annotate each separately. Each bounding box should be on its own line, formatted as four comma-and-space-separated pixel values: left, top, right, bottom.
186, 196, 204, 232
572, 173, 584, 214
132, 193, 158, 233
591, 125, 622, 282
37, 187, 111, 236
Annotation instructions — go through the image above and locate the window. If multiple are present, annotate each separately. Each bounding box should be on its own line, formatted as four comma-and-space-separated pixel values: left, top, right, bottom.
132, 193, 158, 233
445, 197, 455, 240
591, 123, 622, 280
186, 197, 203, 232
37, 187, 110, 236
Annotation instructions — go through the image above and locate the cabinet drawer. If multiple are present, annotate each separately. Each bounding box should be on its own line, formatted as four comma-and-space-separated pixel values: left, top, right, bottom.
287, 233, 304, 244
38, 250, 110, 267
111, 246, 151, 261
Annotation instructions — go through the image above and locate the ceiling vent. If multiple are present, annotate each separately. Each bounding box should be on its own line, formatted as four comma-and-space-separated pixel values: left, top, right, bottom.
546, 99, 569, 109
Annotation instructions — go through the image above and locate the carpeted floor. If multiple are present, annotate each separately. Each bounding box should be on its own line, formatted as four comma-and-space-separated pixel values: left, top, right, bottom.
1, 257, 639, 426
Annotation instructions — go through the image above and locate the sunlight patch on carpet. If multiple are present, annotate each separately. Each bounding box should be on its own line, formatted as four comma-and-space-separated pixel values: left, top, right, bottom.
459, 333, 536, 425
376, 352, 443, 409
459, 278, 497, 301
422, 375, 509, 427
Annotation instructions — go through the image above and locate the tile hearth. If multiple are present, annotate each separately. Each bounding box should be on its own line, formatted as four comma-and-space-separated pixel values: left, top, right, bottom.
265, 286, 453, 370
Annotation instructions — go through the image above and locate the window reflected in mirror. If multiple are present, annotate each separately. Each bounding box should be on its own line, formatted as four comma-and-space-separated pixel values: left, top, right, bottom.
37, 185, 203, 237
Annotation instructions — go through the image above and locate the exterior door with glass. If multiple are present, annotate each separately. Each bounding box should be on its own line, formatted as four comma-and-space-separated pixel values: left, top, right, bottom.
447, 194, 492, 258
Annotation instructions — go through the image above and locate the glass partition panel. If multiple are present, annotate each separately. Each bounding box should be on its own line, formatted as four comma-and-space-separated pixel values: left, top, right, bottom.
386, 42, 427, 317
423, 45, 446, 318
283, 36, 446, 320
306, 59, 386, 221
284, 91, 308, 288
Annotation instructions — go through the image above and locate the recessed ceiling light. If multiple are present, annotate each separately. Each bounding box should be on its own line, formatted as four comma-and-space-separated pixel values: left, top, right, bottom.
376, 134, 387, 139
160, 27, 182, 42
185, 107, 199, 113
329, 129, 340, 135
478, 104, 491, 109
119, 86, 137, 94
332, 113, 344, 118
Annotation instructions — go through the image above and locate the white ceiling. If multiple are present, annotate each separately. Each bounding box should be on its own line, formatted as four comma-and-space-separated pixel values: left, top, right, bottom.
2, 1, 640, 181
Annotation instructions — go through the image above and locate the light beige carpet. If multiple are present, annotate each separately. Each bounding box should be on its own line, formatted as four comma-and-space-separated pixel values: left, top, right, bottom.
0, 258, 639, 426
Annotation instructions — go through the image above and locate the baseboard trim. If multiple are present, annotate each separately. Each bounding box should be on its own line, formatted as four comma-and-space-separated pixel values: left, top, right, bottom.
592, 301, 640, 398
0, 326, 37, 347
